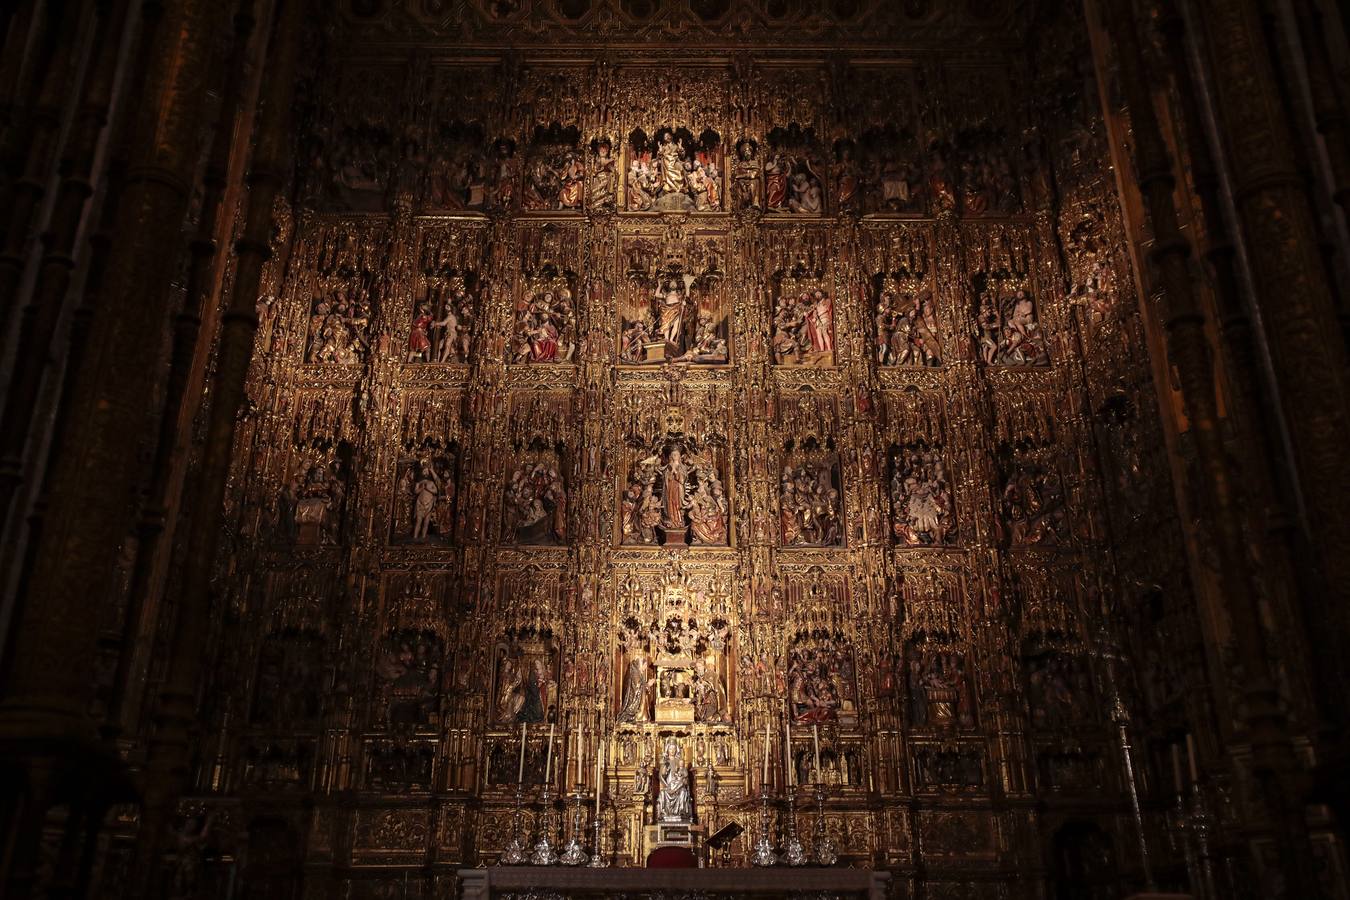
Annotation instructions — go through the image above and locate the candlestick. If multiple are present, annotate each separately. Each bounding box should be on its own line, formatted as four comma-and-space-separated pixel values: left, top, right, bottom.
594, 739, 604, 817
812, 782, 837, 866
499, 784, 528, 865
784, 716, 794, 788
751, 787, 779, 867
517, 722, 526, 785
1185, 732, 1199, 782
781, 789, 808, 866
589, 795, 608, 869
812, 724, 822, 784
544, 722, 555, 785
560, 788, 588, 865
762, 719, 770, 788
530, 785, 559, 866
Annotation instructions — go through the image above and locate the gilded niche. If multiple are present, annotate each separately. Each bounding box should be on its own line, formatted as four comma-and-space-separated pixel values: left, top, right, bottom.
621, 433, 729, 548
625, 126, 723, 212
771, 275, 836, 367
780, 437, 843, 548
619, 233, 729, 366
511, 265, 578, 364
406, 224, 486, 366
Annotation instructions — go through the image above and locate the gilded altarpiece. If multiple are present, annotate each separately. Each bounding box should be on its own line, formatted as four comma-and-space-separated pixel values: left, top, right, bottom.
193, 10, 1207, 897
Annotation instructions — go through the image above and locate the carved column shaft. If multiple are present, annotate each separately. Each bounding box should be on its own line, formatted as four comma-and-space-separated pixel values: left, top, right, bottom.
0, 0, 88, 330
1105, 0, 1320, 893
0, 0, 132, 531
132, 0, 298, 883
1191, 0, 1350, 730
107, 0, 258, 738
1157, 0, 1321, 729
0, 0, 226, 734
1290, 0, 1350, 223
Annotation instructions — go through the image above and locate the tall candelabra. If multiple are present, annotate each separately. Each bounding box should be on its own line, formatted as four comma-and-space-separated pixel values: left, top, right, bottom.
750, 787, 779, 867
530, 786, 560, 866
560, 788, 588, 866
498, 785, 528, 865
812, 783, 837, 866
1186, 781, 1218, 900
781, 788, 809, 867
589, 764, 609, 867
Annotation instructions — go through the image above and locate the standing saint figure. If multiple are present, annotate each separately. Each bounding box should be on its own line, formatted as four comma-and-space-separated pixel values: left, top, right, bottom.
617, 649, 654, 723
656, 738, 693, 823
656, 133, 688, 198
412, 461, 440, 540
661, 446, 693, 531
653, 275, 693, 359
805, 289, 834, 355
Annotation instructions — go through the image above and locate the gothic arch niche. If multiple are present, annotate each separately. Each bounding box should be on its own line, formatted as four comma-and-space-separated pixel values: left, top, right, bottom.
418, 119, 490, 211
522, 122, 586, 211
996, 437, 1068, 548
888, 440, 954, 546
778, 406, 843, 548
501, 392, 574, 546
488, 566, 564, 730
897, 569, 976, 732
785, 571, 856, 727
618, 228, 730, 367
770, 266, 836, 368
298, 220, 394, 367
614, 567, 735, 728
502, 437, 569, 546
405, 222, 487, 365
511, 263, 578, 365
277, 439, 353, 547
391, 443, 460, 546
624, 125, 724, 213
618, 395, 732, 548
764, 123, 826, 215
968, 224, 1050, 368
370, 574, 451, 731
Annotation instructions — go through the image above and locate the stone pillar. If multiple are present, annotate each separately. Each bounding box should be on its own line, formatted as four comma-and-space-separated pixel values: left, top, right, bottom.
1103, 0, 1322, 895
0, 0, 225, 763
131, 0, 298, 887
1191, 0, 1350, 734
0, 0, 132, 531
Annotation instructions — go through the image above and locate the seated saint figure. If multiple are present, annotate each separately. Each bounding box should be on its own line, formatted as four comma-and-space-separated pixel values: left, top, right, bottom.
656, 738, 693, 824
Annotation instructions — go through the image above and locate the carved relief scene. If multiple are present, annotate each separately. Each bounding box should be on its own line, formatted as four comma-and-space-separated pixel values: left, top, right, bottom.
625, 126, 723, 213
522, 123, 587, 211
511, 265, 578, 364
764, 124, 826, 215
300, 223, 393, 366
619, 230, 729, 365
770, 271, 836, 367
620, 432, 730, 548
407, 224, 486, 364
779, 434, 842, 548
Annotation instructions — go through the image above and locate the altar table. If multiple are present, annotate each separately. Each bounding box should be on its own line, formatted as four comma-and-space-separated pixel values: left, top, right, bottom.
458, 866, 891, 899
